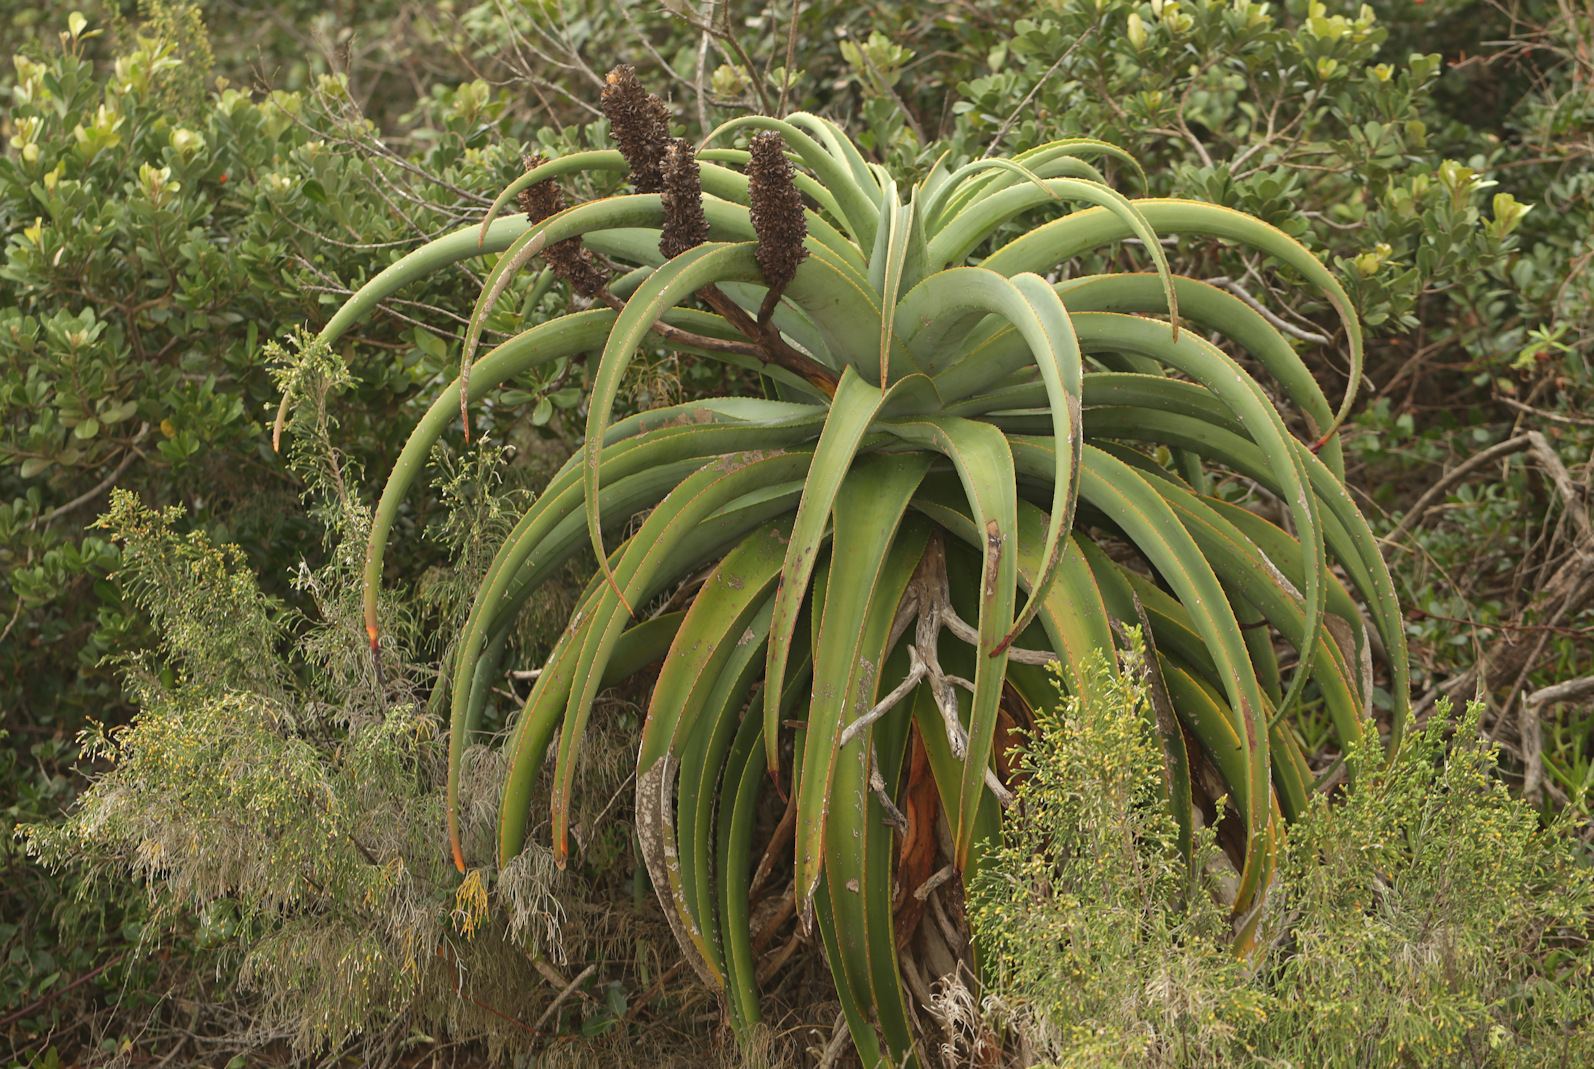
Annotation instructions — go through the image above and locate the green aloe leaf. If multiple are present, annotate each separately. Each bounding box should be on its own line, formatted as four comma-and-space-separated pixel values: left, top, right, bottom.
821, 542, 931, 1069
497, 555, 653, 865
477, 149, 627, 242
869, 183, 916, 385
794, 453, 932, 912
902, 270, 1082, 651
582, 242, 768, 605
652, 591, 776, 991
715, 696, 775, 1038
785, 112, 886, 208
704, 114, 881, 248
441, 411, 832, 863
1074, 395, 1409, 744
921, 156, 1062, 233
1058, 273, 1345, 477
1069, 311, 1327, 726
928, 182, 1178, 342
878, 417, 1017, 868
984, 198, 1363, 441
908, 477, 1116, 712
552, 450, 812, 862
637, 524, 786, 992
1132, 464, 1369, 768
761, 368, 900, 776
928, 139, 1145, 229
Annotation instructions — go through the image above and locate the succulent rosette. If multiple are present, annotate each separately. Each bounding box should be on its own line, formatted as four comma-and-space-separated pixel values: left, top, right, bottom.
280, 68, 1407, 1065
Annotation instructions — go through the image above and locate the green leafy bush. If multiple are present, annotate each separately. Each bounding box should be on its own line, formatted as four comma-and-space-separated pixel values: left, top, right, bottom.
969, 638, 1255, 1067
0, 2, 580, 722
22, 344, 563, 1055
973, 639, 1594, 1067
0, 8, 572, 1038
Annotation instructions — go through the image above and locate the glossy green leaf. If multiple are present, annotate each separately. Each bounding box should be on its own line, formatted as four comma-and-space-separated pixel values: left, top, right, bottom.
764, 368, 889, 777
878, 417, 1017, 867
794, 452, 931, 909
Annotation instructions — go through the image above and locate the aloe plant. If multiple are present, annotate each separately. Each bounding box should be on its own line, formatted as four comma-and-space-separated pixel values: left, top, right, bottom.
279, 69, 1408, 1065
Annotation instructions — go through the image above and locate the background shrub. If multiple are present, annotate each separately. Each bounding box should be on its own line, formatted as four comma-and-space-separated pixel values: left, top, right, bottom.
971, 641, 1594, 1068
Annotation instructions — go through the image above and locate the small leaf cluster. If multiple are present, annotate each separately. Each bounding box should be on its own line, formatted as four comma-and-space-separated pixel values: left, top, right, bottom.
944, 0, 1523, 334
0, 5, 558, 728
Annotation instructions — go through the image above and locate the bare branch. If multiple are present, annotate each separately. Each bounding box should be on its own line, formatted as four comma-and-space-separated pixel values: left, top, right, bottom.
1527, 675, 1594, 707
913, 863, 956, 901
531, 963, 597, 1030
869, 743, 910, 830
28, 423, 151, 530
1385, 434, 1537, 548
1203, 275, 1332, 346
984, 16, 1100, 157
840, 647, 926, 747
1527, 430, 1593, 544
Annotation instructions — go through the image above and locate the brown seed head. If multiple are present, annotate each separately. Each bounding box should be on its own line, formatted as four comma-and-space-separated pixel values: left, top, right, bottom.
546, 237, 609, 298
516, 154, 563, 223
601, 64, 671, 194
658, 138, 709, 261
517, 154, 607, 297
747, 131, 807, 289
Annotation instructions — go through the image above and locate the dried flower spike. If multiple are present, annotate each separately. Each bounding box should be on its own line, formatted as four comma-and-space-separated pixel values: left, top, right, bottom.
747, 131, 808, 294
516, 153, 562, 223
601, 64, 671, 194
517, 154, 607, 298
658, 138, 709, 261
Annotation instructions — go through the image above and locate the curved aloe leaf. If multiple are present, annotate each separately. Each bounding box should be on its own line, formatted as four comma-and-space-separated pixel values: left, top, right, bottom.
441, 412, 832, 863
716, 696, 773, 1037
1070, 311, 1327, 725
1076, 446, 1272, 913
650, 590, 776, 991
552, 450, 813, 862
785, 112, 885, 209
878, 417, 1017, 868
764, 368, 888, 778
477, 149, 627, 242
920, 156, 1062, 232
583, 243, 769, 606
907, 478, 1116, 709
1058, 273, 1345, 477
823, 560, 930, 1069
984, 199, 1363, 441
929, 182, 1178, 343
1142, 468, 1367, 759
898, 270, 1082, 651
795, 452, 932, 910
930, 139, 1146, 230
272, 213, 531, 447
496, 557, 666, 866
1074, 396, 1409, 743
703, 114, 881, 248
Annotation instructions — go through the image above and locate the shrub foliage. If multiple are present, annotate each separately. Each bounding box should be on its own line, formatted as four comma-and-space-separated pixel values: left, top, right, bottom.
973, 642, 1594, 1067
